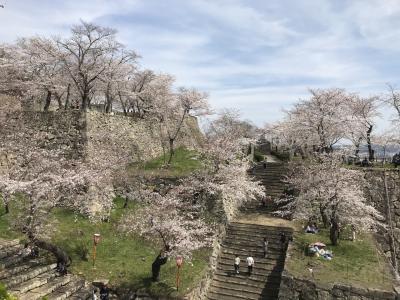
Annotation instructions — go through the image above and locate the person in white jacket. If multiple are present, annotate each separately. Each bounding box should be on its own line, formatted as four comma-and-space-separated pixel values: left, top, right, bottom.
234, 255, 240, 274
246, 255, 254, 275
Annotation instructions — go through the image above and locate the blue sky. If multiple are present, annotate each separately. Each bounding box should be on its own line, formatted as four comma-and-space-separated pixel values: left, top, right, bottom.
1, 0, 400, 128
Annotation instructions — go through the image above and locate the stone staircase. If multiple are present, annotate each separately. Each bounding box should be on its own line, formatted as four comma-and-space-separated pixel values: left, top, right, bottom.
246, 162, 287, 214
207, 223, 292, 300
0, 238, 92, 300
206, 161, 293, 300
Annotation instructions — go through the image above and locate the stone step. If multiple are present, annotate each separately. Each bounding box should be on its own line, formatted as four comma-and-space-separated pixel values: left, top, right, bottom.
67, 283, 92, 300
0, 244, 24, 259
222, 246, 285, 261
210, 281, 280, 299
0, 251, 33, 269
46, 278, 86, 300
214, 270, 282, 285
220, 244, 284, 256
208, 286, 278, 300
0, 239, 20, 250
225, 230, 291, 240
212, 275, 281, 290
230, 222, 291, 231
0, 258, 48, 280
5, 263, 57, 288
18, 274, 73, 300
9, 270, 58, 294
224, 232, 289, 242
218, 257, 285, 270
216, 264, 283, 279
227, 229, 290, 237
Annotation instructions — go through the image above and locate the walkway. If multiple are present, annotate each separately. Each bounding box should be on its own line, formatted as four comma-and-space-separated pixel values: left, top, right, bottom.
206, 160, 293, 300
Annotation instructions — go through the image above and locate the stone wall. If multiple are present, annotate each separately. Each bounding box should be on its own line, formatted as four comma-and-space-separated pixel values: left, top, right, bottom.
279, 271, 399, 300
185, 224, 227, 300
86, 112, 203, 165
0, 110, 87, 165
0, 110, 203, 169
364, 169, 400, 275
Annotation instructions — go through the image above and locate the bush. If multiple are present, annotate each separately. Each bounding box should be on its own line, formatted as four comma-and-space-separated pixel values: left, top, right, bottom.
74, 241, 89, 261
254, 150, 264, 162
0, 283, 17, 300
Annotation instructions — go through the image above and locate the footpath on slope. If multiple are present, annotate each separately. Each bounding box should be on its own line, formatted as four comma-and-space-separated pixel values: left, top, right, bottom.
0, 239, 92, 300
206, 160, 294, 300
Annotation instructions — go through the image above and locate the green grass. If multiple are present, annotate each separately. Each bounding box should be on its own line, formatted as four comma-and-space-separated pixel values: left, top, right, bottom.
131, 147, 204, 177
0, 200, 23, 240
286, 227, 395, 290
0, 197, 210, 298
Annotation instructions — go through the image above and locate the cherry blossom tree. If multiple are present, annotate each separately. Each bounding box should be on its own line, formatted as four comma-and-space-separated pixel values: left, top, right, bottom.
278, 153, 382, 245
203, 109, 256, 171
120, 186, 213, 281
54, 21, 127, 110
347, 95, 380, 160
285, 88, 351, 152
385, 84, 400, 122
0, 139, 87, 265
157, 86, 209, 165
373, 129, 400, 163
203, 110, 265, 219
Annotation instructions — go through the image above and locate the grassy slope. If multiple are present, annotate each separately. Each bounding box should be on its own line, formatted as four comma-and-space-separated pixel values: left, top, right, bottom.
286, 227, 394, 290
0, 198, 210, 298
131, 147, 204, 178
0, 148, 209, 297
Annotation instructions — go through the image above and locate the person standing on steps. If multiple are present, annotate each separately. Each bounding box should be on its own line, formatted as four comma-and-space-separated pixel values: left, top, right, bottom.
234, 254, 240, 274
263, 238, 269, 258
246, 254, 254, 275
92, 288, 99, 300
263, 157, 268, 169
100, 283, 110, 300
280, 232, 287, 250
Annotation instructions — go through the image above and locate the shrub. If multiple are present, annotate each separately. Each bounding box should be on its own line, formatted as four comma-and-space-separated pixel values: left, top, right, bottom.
0, 283, 17, 300
74, 241, 89, 261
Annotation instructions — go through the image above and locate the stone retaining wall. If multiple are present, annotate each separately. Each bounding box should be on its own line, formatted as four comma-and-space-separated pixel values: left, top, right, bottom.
185, 223, 227, 300
0, 110, 203, 171
278, 272, 399, 300
364, 169, 400, 274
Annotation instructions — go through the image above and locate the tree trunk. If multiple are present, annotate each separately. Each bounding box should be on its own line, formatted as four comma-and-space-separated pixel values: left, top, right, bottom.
123, 196, 129, 209
319, 204, 329, 228
4, 202, 9, 214
55, 93, 63, 110
151, 253, 168, 282
329, 217, 339, 246
43, 90, 52, 112
105, 84, 112, 113
355, 137, 362, 158
81, 89, 89, 111
167, 138, 175, 165
28, 233, 71, 266
366, 125, 374, 161
64, 84, 71, 110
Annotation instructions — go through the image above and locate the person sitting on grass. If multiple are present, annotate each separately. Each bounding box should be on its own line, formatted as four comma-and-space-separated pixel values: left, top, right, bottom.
305, 223, 318, 234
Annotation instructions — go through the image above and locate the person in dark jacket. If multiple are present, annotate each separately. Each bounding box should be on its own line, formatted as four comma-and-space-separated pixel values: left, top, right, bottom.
100, 283, 110, 300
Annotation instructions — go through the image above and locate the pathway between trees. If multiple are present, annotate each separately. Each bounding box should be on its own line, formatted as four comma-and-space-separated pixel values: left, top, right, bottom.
0, 239, 91, 300
206, 160, 294, 300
